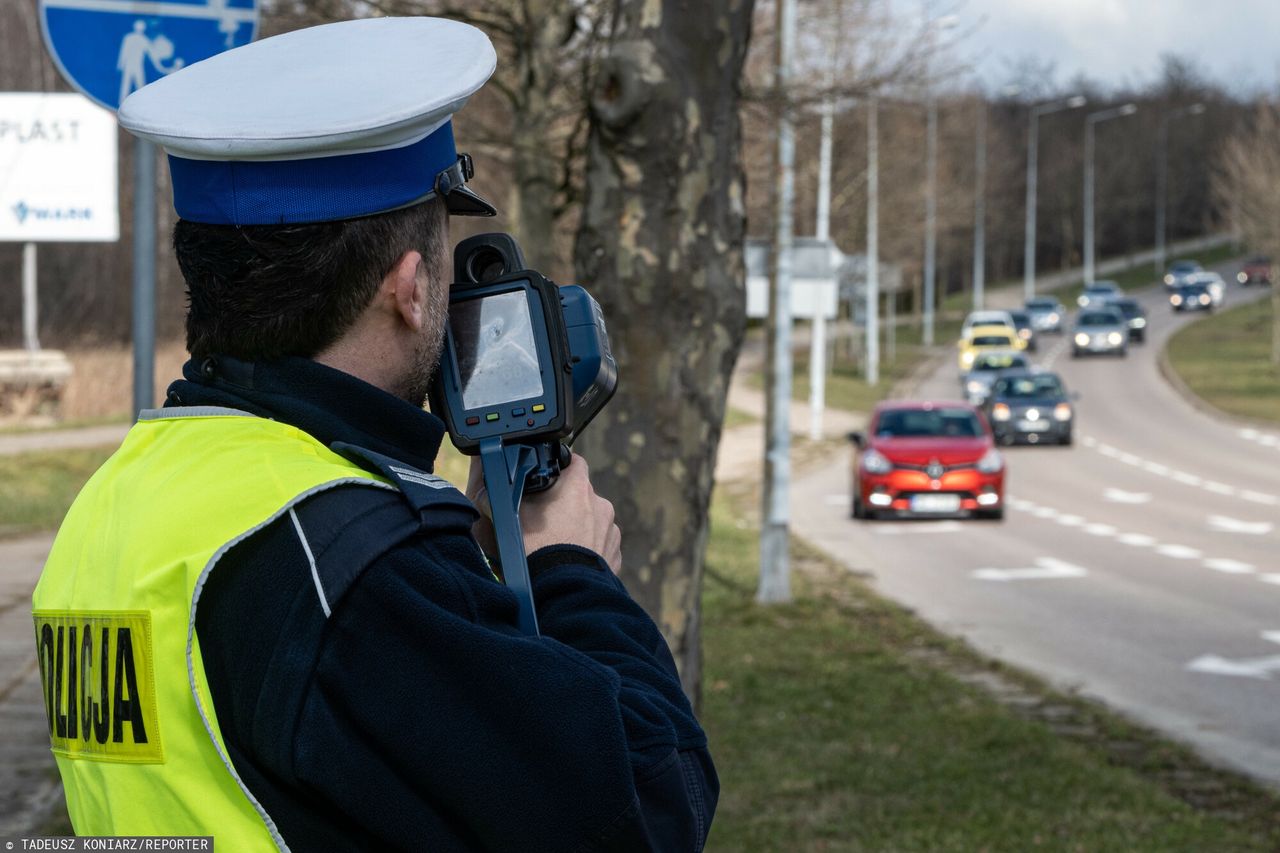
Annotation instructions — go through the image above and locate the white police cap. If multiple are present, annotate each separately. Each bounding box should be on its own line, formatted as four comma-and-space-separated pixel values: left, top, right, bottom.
118, 17, 498, 226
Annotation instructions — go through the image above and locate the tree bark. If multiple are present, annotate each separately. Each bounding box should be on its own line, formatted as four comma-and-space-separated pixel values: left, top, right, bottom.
573, 0, 755, 705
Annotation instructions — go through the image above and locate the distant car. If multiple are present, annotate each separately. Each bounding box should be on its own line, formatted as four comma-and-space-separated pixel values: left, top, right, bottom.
1170, 281, 1213, 312
963, 351, 1032, 406
958, 325, 1025, 372
1107, 297, 1148, 343
1077, 281, 1122, 309
1237, 256, 1272, 286
1072, 307, 1128, 357
1185, 271, 1225, 307
1024, 297, 1067, 334
1163, 259, 1202, 289
1008, 309, 1037, 352
848, 401, 1005, 520
987, 370, 1076, 446
961, 310, 1016, 336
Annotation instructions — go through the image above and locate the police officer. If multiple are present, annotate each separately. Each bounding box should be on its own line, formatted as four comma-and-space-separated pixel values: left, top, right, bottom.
33, 17, 716, 852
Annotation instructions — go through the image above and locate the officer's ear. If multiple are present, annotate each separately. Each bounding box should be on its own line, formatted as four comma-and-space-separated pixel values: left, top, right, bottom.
385, 250, 425, 332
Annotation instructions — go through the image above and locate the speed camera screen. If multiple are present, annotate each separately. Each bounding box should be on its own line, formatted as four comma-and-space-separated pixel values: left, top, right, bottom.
450, 290, 545, 410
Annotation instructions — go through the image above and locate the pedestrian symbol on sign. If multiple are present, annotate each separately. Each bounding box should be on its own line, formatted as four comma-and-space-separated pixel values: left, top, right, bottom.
117, 21, 185, 106
40, 0, 259, 113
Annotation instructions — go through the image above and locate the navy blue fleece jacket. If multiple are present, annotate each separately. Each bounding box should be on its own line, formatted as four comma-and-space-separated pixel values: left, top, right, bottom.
171, 356, 717, 852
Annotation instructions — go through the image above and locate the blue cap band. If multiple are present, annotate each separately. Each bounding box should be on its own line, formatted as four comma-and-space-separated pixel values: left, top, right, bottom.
168, 120, 457, 226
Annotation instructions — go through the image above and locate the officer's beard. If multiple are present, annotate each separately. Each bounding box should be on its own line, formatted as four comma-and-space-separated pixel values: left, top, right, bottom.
400, 246, 452, 409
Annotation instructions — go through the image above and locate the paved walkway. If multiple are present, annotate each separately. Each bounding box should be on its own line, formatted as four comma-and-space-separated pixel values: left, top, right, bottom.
0, 424, 129, 457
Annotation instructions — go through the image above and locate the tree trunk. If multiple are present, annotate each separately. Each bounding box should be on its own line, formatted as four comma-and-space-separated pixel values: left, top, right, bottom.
573, 0, 754, 706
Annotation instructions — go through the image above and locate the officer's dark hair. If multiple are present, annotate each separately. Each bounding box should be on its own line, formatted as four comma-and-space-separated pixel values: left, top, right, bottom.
173, 198, 447, 361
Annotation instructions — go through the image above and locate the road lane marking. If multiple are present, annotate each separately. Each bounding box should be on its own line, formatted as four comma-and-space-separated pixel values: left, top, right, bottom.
1186, 654, 1280, 680
1083, 523, 1117, 537
1055, 514, 1085, 527
1117, 533, 1156, 547
1032, 506, 1057, 519
1080, 436, 1278, 506
1103, 488, 1151, 504
1263, 631, 1280, 646
1156, 544, 1202, 560
1240, 428, 1280, 451
1208, 516, 1274, 536
972, 558, 1088, 582
1203, 558, 1256, 574
1261, 575, 1280, 587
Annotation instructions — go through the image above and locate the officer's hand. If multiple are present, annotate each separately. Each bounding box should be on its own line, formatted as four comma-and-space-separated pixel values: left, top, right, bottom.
520, 454, 621, 573
466, 453, 622, 574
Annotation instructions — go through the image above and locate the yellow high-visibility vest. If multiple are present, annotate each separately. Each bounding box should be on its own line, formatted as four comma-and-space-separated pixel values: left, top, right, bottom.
32, 408, 390, 851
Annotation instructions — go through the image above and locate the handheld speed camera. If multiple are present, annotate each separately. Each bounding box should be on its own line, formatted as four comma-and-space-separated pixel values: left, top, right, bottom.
429, 233, 617, 635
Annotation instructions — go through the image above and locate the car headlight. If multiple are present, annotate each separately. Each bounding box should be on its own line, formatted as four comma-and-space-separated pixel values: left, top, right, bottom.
1199, 294, 1210, 305
966, 380, 985, 394
1053, 403, 1072, 422
1048, 312, 1059, 323
1238, 272, 1248, 283
1132, 317, 1146, 328
1170, 294, 1183, 305
1018, 328, 1031, 340
1107, 332, 1123, 345
1077, 296, 1088, 307
861, 449, 892, 475
1074, 332, 1089, 346
976, 448, 1004, 474
1164, 274, 1174, 284
992, 403, 1011, 422
961, 351, 976, 366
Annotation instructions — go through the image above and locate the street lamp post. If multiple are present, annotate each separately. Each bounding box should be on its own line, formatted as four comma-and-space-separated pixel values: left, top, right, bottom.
920, 14, 957, 347
973, 96, 986, 310
866, 96, 879, 387
1155, 103, 1205, 273
1023, 95, 1086, 300
1083, 103, 1137, 284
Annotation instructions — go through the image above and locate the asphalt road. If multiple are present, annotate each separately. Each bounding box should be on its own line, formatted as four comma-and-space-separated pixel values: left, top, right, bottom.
794, 271, 1280, 786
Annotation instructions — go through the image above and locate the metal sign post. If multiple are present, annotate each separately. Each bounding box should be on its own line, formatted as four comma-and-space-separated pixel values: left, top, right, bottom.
39, 0, 259, 416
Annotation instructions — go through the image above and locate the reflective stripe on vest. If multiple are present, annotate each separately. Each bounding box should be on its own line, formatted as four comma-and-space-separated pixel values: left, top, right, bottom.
32, 408, 392, 850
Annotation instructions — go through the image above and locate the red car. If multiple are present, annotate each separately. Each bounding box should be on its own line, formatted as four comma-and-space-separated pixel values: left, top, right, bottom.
1237, 256, 1272, 286
848, 401, 1006, 520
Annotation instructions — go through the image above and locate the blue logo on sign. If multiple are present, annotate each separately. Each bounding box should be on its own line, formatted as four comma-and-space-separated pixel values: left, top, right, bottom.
40, 0, 259, 112
12, 201, 95, 224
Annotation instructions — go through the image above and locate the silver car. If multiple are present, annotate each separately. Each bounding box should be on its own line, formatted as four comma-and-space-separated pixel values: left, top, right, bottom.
1163, 259, 1202, 290
962, 350, 1032, 405
1024, 297, 1066, 334
1077, 281, 1122, 309
1071, 307, 1128, 357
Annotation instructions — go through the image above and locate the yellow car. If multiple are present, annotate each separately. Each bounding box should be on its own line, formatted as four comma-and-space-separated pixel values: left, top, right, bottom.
957, 324, 1025, 372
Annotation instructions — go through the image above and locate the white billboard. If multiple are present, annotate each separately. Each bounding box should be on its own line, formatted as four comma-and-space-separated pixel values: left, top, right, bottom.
0, 92, 118, 242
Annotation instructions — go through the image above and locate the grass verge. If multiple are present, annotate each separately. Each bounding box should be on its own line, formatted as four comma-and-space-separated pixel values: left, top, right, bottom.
0, 447, 114, 538
1165, 293, 1280, 424
701, 483, 1280, 850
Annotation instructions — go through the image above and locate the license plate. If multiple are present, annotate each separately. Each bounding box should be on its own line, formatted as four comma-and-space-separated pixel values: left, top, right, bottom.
910, 494, 961, 513
1017, 420, 1050, 431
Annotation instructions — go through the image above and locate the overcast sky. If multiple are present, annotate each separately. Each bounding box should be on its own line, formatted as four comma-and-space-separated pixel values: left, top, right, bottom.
956, 0, 1279, 95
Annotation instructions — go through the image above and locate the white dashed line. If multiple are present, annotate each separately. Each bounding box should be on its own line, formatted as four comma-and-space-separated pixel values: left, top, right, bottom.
1055, 514, 1085, 527
1155, 544, 1203, 560
1081, 437, 1279, 506
1204, 558, 1256, 575
1117, 533, 1157, 547
1261, 575, 1280, 587
1083, 523, 1117, 537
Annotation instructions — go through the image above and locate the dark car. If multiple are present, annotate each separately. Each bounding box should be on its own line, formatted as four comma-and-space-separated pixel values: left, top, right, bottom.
987, 370, 1075, 446
848, 401, 1005, 520
1108, 297, 1148, 343
1008, 309, 1037, 352
1237, 256, 1272, 286
1171, 281, 1213, 312
963, 351, 1031, 406
1164, 259, 1202, 289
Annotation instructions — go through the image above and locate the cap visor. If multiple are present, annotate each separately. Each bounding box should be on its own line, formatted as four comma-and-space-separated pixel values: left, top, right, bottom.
445, 185, 497, 217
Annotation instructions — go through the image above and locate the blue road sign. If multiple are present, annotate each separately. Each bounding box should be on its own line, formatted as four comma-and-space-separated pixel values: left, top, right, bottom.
40, 0, 259, 112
